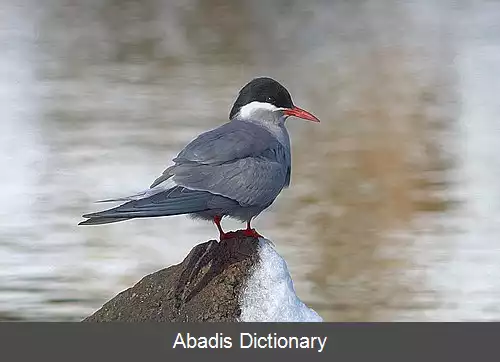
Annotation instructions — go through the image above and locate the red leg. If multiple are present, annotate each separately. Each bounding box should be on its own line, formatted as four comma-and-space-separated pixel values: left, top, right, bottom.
214, 216, 262, 240
214, 215, 238, 240
243, 219, 262, 238
213, 215, 226, 240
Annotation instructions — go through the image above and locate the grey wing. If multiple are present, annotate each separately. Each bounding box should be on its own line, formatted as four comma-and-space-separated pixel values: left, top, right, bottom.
150, 121, 275, 188
172, 145, 290, 207
81, 121, 290, 225
173, 121, 277, 165
151, 120, 291, 207
173, 159, 287, 207
80, 186, 239, 225
150, 165, 175, 188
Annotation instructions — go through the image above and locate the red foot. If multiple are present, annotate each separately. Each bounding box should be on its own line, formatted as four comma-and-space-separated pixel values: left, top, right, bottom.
215, 216, 263, 240
220, 231, 239, 240
242, 228, 263, 238
219, 229, 263, 240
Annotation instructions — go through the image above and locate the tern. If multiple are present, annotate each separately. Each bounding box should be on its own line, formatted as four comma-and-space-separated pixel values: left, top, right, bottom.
79, 77, 320, 239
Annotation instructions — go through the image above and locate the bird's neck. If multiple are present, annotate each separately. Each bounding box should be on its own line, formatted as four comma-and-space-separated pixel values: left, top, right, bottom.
237, 114, 290, 149
234, 101, 290, 147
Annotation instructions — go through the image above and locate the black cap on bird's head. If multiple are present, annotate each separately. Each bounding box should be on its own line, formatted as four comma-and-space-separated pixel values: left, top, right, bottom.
229, 77, 320, 123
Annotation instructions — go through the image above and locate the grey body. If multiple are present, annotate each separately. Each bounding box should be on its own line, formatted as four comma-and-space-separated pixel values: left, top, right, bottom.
79, 112, 292, 225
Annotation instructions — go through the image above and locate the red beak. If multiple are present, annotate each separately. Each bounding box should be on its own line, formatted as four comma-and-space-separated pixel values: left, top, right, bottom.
283, 106, 320, 122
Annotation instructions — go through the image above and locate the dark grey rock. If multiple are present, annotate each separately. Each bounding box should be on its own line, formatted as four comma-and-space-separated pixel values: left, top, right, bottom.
83, 231, 260, 322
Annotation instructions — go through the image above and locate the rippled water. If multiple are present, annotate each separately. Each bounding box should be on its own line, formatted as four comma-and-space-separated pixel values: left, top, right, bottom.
1, 0, 500, 321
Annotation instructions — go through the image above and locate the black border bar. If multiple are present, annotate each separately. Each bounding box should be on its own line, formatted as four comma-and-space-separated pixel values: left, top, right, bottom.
1, 323, 498, 361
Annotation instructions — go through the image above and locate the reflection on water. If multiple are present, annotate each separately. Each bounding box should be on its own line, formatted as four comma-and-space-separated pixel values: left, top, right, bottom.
1, 0, 500, 321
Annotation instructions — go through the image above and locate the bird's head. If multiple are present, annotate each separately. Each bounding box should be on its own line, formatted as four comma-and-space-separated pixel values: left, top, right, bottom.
229, 77, 320, 124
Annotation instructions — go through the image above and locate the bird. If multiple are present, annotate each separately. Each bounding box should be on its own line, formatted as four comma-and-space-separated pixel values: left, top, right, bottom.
79, 77, 320, 240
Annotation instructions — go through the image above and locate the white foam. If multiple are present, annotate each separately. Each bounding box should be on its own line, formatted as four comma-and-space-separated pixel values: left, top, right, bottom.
239, 238, 323, 322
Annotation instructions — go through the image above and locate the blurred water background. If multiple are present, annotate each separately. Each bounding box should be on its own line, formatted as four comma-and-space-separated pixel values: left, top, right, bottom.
0, 0, 499, 321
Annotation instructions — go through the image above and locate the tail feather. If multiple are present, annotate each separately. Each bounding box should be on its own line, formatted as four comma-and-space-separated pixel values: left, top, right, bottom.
79, 186, 216, 225
78, 217, 132, 226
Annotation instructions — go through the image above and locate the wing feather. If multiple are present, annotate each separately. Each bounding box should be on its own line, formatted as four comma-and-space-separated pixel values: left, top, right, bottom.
172, 146, 289, 207
150, 120, 291, 207
173, 121, 277, 165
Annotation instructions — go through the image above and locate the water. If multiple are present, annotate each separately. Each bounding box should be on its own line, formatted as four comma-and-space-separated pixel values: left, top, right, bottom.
1, 0, 499, 321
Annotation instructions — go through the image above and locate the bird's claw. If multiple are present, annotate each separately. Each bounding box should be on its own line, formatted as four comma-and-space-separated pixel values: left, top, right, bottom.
219, 229, 263, 241
242, 228, 263, 238
219, 231, 239, 240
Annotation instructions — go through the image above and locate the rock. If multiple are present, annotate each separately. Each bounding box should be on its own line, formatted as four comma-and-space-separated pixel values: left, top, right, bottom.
83, 231, 260, 322
83, 230, 323, 322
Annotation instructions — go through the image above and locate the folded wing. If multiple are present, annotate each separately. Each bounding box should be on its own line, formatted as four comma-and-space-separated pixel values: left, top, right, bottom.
158, 120, 291, 207
80, 120, 291, 225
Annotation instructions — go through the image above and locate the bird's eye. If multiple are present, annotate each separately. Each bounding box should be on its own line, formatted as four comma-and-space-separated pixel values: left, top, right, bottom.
266, 96, 274, 103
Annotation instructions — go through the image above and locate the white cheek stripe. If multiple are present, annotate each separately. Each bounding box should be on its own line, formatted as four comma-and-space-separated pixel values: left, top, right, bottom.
238, 101, 279, 119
